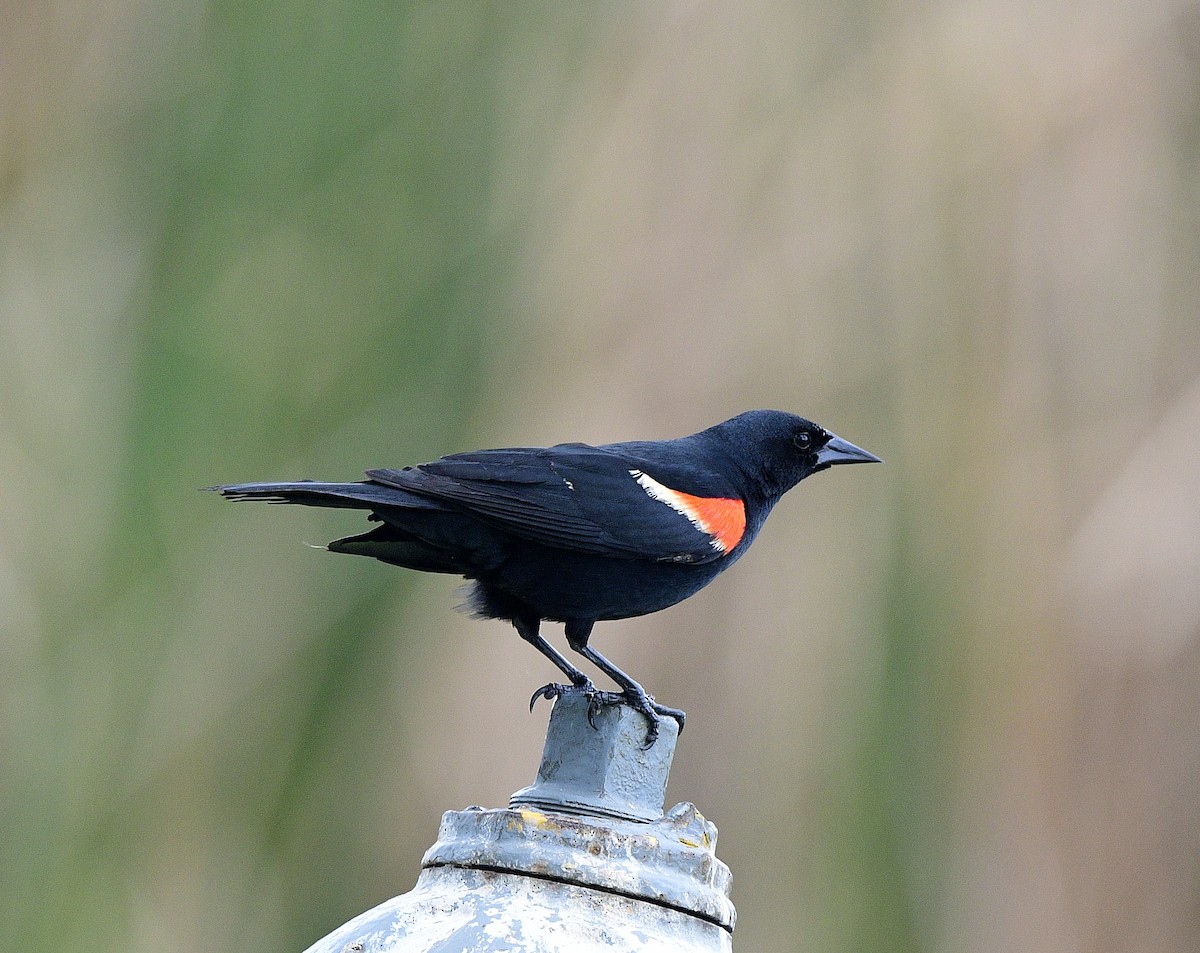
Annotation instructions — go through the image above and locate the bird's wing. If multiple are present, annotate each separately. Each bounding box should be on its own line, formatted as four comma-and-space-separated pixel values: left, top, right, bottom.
366, 444, 745, 563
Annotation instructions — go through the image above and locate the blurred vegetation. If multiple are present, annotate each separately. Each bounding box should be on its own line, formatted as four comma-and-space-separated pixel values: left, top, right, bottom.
4, 3, 1200, 952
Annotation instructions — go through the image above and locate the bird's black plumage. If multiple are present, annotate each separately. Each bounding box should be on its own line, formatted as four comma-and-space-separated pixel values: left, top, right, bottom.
213, 410, 880, 743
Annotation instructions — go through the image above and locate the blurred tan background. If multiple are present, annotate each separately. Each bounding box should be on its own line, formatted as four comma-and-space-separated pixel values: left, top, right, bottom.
4, 3, 1199, 951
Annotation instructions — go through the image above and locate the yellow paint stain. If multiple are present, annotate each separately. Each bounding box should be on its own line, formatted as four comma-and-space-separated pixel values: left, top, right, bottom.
516, 808, 559, 831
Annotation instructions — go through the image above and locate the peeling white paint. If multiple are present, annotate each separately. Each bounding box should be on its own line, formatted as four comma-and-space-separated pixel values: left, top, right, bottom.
303, 865, 732, 953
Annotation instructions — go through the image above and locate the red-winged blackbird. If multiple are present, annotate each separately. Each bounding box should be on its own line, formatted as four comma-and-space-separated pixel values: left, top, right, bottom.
214, 410, 880, 744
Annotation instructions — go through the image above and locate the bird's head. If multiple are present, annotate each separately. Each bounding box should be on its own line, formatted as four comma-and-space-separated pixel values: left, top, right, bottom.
711, 410, 881, 501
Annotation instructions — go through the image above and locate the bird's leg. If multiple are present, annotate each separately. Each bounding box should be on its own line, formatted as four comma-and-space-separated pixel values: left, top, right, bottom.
512, 613, 596, 710
564, 619, 685, 748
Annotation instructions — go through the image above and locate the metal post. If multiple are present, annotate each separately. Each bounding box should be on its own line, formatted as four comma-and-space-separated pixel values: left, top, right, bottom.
301, 692, 736, 952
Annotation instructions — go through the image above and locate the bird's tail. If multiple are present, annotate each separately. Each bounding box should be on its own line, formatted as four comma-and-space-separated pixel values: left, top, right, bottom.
208, 480, 442, 512
210, 480, 465, 572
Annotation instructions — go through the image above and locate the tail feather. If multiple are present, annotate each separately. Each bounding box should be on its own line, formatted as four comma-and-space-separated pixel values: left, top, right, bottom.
328, 523, 466, 573
211, 478, 475, 574
209, 480, 443, 512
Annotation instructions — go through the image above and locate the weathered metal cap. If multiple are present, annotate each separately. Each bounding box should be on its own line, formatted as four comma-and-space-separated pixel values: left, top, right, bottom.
510, 689, 679, 821
423, 692, 735, 930
423, 800, 734, 931
300, 692, 736, 951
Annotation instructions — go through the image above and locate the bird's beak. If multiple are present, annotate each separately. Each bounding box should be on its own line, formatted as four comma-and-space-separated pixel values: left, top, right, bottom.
816, 434, 882, 467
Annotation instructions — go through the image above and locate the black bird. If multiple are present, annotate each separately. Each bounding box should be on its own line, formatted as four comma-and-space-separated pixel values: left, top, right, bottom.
213, 410, 880, 744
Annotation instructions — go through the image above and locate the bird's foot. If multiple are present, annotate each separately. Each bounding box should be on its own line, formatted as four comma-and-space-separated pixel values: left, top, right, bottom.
528, 678, 597, 712
528, 680, 685, 748
583, 688, 686, 749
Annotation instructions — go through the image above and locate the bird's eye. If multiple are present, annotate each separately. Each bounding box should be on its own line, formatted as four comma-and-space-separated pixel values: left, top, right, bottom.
793, 432, 812, 450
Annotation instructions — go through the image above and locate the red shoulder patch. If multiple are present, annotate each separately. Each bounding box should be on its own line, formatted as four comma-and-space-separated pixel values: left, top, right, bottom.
673, 491, 746, 553
630, 470, 748, 554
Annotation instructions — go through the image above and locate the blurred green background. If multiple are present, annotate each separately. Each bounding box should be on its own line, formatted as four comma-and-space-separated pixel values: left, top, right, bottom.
4, 3, 1200, 951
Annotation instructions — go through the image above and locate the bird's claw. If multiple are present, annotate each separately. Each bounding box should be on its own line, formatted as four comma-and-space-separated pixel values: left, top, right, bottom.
581, 689, 686, 749
528, 681, 685, 749
583, 690, 626, 730
635, 695, 686, 749
528, 679, 596, 712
